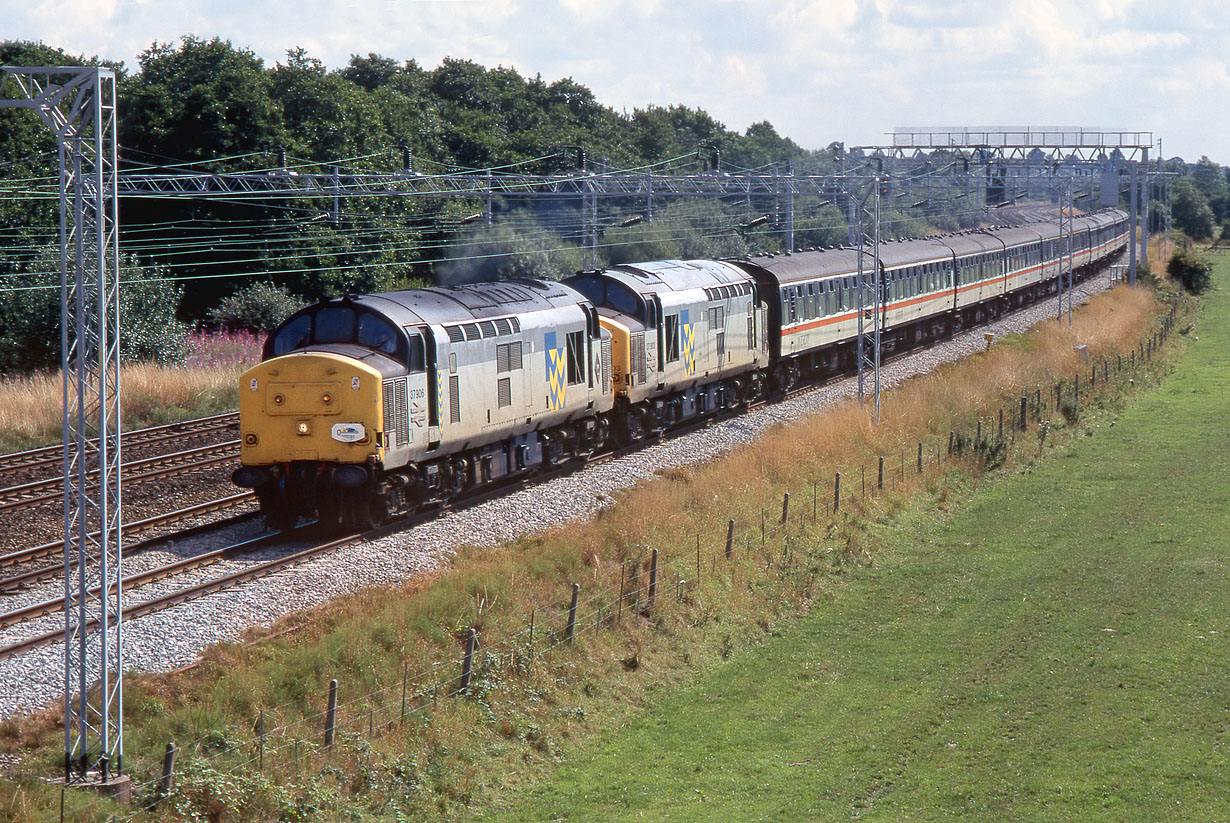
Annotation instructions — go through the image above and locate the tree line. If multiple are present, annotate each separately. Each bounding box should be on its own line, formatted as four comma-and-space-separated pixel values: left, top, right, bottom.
0, 36, 1226, 373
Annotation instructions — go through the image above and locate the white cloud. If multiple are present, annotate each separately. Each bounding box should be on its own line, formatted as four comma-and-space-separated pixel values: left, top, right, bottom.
0, 0, 1225, 161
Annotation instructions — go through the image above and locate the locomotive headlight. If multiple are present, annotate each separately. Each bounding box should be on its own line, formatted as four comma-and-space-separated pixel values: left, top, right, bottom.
244, 433, 259, 446
273, 394, 285, 406
321, 392, 332, 404
296, 420, 310, 436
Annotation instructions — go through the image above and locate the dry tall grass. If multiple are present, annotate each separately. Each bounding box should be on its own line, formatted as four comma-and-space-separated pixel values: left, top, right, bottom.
0, 330, 260, 451
0, 362, 246, 451
543, 283, 1161, 572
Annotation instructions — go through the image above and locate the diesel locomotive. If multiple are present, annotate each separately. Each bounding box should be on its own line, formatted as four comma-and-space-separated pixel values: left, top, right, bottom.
233, 208, 1129, 529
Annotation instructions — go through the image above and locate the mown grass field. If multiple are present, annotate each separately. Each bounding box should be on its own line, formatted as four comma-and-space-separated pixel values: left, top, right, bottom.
486, 269, 1228, 820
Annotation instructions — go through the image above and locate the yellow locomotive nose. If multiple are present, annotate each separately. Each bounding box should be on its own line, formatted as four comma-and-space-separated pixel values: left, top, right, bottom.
238, 352, 383, 466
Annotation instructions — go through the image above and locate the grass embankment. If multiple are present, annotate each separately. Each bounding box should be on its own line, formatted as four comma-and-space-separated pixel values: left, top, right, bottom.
490, 269, 1227, 819
0, 331, 260, 452
0, 279, 1189, 822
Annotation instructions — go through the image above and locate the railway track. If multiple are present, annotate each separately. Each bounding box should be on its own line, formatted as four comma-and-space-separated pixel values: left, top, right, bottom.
0, 493, 256, 595
0, 434, 647, 662
0, 412, 244, 558
0, 440, 240, 514
0, 412, 237, 476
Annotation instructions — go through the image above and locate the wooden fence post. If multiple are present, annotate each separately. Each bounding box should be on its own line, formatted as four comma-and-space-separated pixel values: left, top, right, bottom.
781, 492, 790, 524
565, 584, 579, 645
324, 679, 338, 747
833, 472, 841, 512
647, 549, 658, 614
158, 742, 176, 805
725, 520, 735, 559
618, 566, 625, 624
400, 662, 408, 724
460, 628, 477, 692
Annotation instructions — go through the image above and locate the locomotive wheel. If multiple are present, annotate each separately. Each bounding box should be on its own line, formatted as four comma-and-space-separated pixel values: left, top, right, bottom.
363, 491, 389, 529
316, 495, 342, 530
340, 488, 386, 530
257, 485, 298, 532
593, 417, 612, 451
447, 457, 470, 494
618, 408, 646, 446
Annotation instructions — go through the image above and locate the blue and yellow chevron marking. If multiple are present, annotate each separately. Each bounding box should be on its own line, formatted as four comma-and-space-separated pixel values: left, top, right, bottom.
681, 309, 696, 377
435, 369, 444, 427
544, 331, 566, 411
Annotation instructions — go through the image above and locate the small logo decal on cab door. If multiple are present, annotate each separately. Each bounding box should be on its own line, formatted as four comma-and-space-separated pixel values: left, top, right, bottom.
331, 422, 365, 443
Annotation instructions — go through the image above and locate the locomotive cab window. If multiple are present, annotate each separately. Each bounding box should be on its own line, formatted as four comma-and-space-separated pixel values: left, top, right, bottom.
568, 275, 644, 320
357, 314, 400, 356
404, 333, 426, 373
270, 314, 311, 356
314, 306, 356, 344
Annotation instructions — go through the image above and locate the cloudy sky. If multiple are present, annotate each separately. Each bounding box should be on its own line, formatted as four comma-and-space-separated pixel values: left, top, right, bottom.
7, 0, 1229, 163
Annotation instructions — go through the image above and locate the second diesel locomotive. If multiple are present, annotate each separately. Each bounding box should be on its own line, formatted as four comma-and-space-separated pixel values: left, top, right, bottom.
233, 208, 1129, 529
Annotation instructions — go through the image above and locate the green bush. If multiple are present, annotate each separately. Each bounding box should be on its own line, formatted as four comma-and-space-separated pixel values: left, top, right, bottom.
210, 281, 307, 331
0, 246, 188, 372
121, 270, 191, 364
1166, 250, 1213, 295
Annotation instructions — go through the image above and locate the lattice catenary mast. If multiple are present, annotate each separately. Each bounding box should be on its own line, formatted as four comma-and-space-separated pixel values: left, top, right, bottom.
0, 66, 124, 786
